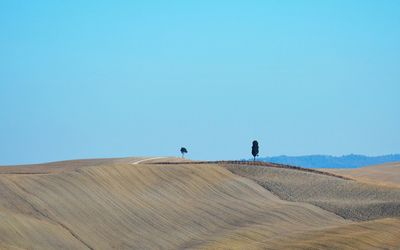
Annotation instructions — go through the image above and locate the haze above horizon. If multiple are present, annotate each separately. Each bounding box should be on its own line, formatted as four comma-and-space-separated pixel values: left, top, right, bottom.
1, 1, 399, 165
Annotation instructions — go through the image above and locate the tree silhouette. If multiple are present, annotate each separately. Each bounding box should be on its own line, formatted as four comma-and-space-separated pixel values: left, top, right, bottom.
251, 140, 259, 162
180, 147, 188, 159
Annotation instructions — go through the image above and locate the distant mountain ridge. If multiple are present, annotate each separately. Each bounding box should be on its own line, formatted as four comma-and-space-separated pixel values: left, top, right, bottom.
256, 154, 400, 169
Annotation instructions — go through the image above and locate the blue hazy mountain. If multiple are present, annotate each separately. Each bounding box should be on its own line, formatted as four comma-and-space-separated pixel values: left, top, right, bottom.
256, 154, 400, 169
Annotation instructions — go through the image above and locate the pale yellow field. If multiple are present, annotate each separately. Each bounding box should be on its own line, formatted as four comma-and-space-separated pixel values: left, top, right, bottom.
0, 158, 399, 249
323, 162, 400, 188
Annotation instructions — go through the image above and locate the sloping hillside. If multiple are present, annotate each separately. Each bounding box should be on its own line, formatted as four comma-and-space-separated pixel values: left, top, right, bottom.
224, 163, 400, 221
1, 158, 400, 249
0, 157, 142, 174
269, 218, 400, 249
324, 162, 400, 188
200, 218, 400, 249
0, 160, 346, 249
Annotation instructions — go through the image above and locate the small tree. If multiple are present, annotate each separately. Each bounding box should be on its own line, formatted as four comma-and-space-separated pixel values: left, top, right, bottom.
180, 147, 188, 158
251, 140, 259, 162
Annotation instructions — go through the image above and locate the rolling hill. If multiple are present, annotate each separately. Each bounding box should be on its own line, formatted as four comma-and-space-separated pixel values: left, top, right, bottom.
0, 158, 399, 249
224, 163, 400, 221
323, 162, 400, 188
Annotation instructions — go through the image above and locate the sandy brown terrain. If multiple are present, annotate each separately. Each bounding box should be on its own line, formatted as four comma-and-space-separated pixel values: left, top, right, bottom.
201, 218, 400, 249
323, 162, 400, 188
0, 157, 149, 174
0, 158, 399, 249
225, 164, 400, 221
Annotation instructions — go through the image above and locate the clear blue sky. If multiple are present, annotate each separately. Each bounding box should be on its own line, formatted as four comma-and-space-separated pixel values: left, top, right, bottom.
1, 1, 399, 164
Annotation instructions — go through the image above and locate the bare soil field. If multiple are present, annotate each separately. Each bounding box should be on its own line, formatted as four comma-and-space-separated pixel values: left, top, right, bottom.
323, 162, 400, 188
0, 159, 347, 249
0, 158, 399, 249
0, 157, 139, 174
224, 163, 400, 221
0, 157, 185, 174
201, 218, 400, 249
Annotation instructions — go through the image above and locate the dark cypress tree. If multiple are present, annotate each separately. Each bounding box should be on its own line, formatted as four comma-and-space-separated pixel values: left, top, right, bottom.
180, 147, 188, 159
251, 140, 259, 162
